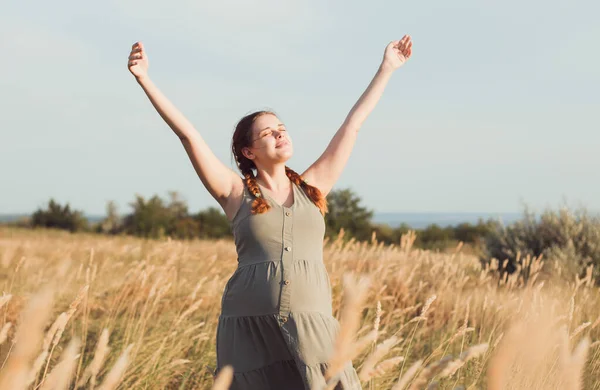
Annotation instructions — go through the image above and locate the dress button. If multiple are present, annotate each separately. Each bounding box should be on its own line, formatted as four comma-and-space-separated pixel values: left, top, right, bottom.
285, 211, 291, 216
280, 317, 288, 323
284, 280, 290, 285
285, 246, 291, 252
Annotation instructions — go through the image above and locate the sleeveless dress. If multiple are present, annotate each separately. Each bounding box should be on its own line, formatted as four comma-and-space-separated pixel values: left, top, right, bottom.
215, 182, 362, 389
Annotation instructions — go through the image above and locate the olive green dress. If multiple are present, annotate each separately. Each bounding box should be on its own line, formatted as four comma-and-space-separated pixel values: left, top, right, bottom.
215, 182, 362, 389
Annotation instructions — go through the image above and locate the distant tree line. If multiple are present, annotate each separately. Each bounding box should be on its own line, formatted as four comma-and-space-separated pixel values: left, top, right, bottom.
88, 191, 232, 240
17, 188, 495, 248
11, 188, 600, 283
322, 188, 495, 249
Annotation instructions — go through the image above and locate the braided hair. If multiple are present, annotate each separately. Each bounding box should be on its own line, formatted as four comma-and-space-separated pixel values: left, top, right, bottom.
231, 111, 328, 215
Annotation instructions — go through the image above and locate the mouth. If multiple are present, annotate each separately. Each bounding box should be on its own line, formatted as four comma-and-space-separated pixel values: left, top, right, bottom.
275, 140, 289, 148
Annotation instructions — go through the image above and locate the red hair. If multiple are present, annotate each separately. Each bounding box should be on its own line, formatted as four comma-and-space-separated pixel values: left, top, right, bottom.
231, 111, 328, 215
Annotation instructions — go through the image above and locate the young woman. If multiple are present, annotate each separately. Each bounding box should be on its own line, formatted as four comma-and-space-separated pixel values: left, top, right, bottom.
127, 35, 412, 389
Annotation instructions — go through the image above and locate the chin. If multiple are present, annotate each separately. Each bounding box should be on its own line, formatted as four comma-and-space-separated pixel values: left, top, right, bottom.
276, 145, 293, 158
278, 154, 293, 163
274, 151, 293, 163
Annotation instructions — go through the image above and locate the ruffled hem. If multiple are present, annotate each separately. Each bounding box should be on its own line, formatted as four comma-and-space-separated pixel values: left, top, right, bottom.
216, 312, 362, 389
298, 361, 362, 390
216, 359, 305, 390
215, 359, 361, 390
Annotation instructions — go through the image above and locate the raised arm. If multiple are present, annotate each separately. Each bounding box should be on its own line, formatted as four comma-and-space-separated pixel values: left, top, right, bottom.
127, 42, 243, 208
302, 35, 413, 197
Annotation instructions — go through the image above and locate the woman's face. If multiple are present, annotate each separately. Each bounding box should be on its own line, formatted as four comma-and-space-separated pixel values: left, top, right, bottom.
243, 114, 294, 166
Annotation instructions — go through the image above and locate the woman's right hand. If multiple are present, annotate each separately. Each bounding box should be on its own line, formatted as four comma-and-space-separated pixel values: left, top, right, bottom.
128, 42, 149, 80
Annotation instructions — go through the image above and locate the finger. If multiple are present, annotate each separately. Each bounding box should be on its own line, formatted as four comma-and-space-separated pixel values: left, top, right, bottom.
128, 60, 138, 67
406, 41, 413, 51
132, 42, 139, 49
128, 53, 142, 60
399, 36, 409, 50
132, 47, 142, 53
129, 51, 142, 59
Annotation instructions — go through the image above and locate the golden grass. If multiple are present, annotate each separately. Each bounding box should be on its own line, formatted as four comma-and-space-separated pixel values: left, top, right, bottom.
0, 226, 598, 389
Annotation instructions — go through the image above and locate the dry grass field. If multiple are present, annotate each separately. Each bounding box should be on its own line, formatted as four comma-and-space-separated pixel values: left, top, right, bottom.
0, 226, 598, 389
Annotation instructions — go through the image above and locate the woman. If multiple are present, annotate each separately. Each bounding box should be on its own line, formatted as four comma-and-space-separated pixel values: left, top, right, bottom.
127, 35, 412, 389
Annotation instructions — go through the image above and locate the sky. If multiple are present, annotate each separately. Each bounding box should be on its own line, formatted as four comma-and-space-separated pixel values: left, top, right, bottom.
1, 0, 598, 217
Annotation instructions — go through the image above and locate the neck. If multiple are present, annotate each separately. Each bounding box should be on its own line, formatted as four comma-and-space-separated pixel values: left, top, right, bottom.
255, 163, 290, 191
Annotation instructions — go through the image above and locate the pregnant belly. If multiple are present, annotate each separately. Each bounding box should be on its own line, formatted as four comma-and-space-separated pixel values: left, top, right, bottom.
220, 259, 333, 317
220, 261, 283, 317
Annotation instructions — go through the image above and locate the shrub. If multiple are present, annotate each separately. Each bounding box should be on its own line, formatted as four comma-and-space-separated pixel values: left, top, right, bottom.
31, 199, 88, 232
193, 207, 232, 239
325, 188, 374, 241
484, 206, 600, 283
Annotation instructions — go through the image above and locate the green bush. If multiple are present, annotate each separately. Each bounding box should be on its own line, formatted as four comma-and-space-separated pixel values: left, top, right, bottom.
325, 188, 374, 241
193, 207, 232, 239
454, 220, 495, 245
371, 223, 410, 245
171, 217, 202, 240
117, 192, 231, 240
122, 194, 175, 239
415, 224, 455, 249
484, 206, 600, 283
31, 199, 88, 232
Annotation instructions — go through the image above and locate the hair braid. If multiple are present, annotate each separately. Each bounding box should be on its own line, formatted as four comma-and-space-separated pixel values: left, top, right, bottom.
285, 166, 328, 215
238, 159, 271, 215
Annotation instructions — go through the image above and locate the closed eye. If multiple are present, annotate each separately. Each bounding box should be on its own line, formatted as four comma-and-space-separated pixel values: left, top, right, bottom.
261, 128, 286, 138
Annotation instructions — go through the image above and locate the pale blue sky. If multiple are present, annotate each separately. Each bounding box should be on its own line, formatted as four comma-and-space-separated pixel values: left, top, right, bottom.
1, 0, 598, 216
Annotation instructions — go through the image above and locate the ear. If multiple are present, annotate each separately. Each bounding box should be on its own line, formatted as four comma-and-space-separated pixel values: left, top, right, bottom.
241, 146, 255, 160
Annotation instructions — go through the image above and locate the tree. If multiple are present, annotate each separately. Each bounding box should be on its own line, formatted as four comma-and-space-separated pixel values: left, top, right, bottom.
122, 194, 173, 238
172, 217, 201, 240
453, 219, 494, 247
417, 224, 455, 249
194, 207, 232, 239
31, 199, 88, 232
119, 191, 231, 240
98, 200, 123, 234
325, 188, 374, 241
371, 223, 412, 245
166, 191, 189, 220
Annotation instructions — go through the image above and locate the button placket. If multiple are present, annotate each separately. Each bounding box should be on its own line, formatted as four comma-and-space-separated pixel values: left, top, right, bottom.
278, 206, 294, 318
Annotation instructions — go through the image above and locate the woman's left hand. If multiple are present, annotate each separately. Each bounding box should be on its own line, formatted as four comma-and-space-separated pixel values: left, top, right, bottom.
381, 35, 413, 71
